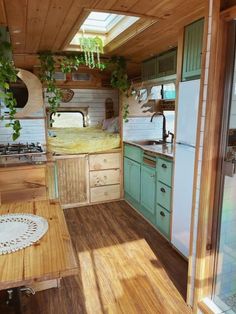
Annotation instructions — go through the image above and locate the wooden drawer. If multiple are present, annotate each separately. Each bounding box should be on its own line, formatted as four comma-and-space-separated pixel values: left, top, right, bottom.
157, 157, 173, 187
124, 144, 142, 164
156, 204, 171, 239
90, 169, 120, 187
156, 181, 172, 211
89, 153, 120, 170
90, 185, 121, 203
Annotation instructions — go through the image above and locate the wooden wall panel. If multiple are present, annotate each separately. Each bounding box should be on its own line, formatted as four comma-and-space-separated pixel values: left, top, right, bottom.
0, 0, 6, 25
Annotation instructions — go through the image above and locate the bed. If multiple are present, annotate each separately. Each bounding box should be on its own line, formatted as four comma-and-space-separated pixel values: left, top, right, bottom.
47, 127, 121, 154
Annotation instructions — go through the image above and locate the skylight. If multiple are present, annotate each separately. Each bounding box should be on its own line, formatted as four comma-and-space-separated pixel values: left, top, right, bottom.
81, 12, 125, 34
67, 11, 141, 52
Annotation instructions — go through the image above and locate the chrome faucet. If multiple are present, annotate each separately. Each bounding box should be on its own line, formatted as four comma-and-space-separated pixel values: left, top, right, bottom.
150, 112, 169, 143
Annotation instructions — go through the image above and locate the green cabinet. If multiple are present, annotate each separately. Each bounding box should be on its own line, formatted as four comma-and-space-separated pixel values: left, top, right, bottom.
156, 205, 171, 240
124, 157, 141, 203
157, 157, 173, 187
124, 144, 143, 163
182, 18, 204, 81
124, 144, 173, 240
141, 165, 156, 215
156, 181, 172, 212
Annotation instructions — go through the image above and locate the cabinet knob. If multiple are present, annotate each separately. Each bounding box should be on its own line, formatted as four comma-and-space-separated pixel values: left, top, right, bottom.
104, 159, 107, 163
150, 174, 155, 178
160, 211, 165, 217
160, 187, 166, 193
162, 164, 167, 169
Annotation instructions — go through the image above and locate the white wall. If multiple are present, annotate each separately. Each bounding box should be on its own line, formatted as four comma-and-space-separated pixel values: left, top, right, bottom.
123, 111, 175, 141
0, 88, 119, 144
45, 88, 119, 127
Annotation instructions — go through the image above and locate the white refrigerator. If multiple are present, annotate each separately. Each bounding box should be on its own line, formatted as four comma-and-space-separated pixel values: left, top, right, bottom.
172, 79, 200, 258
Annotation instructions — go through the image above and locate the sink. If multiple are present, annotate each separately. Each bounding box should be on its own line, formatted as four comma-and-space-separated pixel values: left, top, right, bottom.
132, 140, 166, 146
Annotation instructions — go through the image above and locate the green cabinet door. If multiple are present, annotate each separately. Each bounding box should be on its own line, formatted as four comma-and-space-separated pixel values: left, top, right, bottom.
124, 157, 141, 202
124, 157, 130, 195
182, 18, 204, 81
141, 165, 156, 215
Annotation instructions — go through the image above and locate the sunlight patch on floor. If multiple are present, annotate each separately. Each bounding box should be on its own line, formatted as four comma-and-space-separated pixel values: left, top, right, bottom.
78, 238, 181, 314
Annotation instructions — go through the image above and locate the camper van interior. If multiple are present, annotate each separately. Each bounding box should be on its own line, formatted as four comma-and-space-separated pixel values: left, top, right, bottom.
0, 0, 236, 313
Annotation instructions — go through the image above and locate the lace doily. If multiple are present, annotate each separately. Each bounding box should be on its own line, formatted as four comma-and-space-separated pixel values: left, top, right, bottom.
0, 213, 48, 255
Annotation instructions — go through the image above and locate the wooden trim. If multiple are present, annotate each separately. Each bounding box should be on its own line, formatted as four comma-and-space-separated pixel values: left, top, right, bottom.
193, 0, 229, 310
187, 4, 209, 306
221, 4, 236, 21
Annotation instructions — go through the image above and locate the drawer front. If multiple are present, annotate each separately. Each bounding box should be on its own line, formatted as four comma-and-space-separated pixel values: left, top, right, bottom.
124, 144, 142, 163
157, 157, 173, 187
90, 169, 120, 187
156, 181, 172, 211
89, 153, 121, 170
156, 205, 171, 239
90, 185, 121, 203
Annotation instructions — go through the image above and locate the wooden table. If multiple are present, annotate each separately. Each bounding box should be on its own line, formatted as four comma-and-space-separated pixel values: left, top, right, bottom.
0, 200, 79, 290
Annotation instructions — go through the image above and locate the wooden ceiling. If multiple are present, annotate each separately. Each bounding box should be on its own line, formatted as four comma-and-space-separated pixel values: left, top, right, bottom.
0, 0, 206, 76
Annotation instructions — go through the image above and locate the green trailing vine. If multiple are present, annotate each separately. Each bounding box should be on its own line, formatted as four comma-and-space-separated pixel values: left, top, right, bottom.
110, 56, 131, 122
39, 40, 131, 123
0, 31, 21, 141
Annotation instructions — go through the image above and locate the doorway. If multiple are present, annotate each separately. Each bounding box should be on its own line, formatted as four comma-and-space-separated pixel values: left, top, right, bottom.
212, 21, 236, 312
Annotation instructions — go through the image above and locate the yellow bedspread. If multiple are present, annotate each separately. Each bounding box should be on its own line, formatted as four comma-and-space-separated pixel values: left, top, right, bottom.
47, 127, 121, 154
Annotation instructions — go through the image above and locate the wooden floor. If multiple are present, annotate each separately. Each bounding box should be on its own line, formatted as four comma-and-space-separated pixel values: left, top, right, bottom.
5, 201, 190, 314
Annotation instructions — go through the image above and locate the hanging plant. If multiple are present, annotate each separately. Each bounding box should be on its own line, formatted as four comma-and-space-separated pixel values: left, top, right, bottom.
110, 56, 131, 122
39, 52, 62, 117
0, 31, 21, 140
79, 36, 105, 70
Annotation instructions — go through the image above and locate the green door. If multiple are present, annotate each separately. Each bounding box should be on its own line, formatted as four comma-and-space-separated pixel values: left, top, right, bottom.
141, 165, 156, 215
124, 157, 141, 202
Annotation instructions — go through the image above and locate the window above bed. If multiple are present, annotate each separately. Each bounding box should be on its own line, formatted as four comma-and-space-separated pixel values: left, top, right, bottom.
48, 107, 89, 128
51, 112, 84, 128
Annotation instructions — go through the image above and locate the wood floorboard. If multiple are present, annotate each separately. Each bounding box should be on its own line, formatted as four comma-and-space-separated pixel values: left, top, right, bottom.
2, 201, 190, 314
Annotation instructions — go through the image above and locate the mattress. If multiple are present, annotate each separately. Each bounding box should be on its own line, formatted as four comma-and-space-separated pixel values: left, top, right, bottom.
47, 127, 121, 154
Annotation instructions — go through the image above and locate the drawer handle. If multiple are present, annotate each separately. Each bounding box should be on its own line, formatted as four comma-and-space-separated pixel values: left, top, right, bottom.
162, 164, 167, 169
160, 211, 165, 217
150, 174, 155, 178
160, 187, 166, 193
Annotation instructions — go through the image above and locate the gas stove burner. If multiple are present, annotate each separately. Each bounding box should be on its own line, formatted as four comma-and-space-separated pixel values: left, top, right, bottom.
0, 143, 45, 156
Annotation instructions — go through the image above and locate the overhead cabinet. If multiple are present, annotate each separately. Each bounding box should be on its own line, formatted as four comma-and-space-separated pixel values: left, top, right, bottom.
182, 18, 204, 81
141, 49, 177, 81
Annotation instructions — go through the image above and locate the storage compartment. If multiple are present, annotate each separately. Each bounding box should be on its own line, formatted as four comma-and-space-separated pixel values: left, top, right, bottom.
141, 164, 156, 215
156, 181, 172, 211
90, 184, 120, 203
90, 169, 120, 187
156, 204, 171, 239
124, 144, 143, 164
89, 153, 121, 170
56, 155, 89, 207
157, 157, 173, 187
124, 157, 141, 202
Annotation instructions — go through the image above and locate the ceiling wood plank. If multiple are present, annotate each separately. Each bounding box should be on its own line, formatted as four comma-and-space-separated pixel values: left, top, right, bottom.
4, 0, 27, 53
25, 0, 51, 53
53, 0, 98, 51
39, 0, 74, 51
111, 0, 139, 12
0, 0, 7, 26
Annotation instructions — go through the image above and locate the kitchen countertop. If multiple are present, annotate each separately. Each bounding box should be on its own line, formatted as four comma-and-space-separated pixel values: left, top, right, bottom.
124, 141, 174, 159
